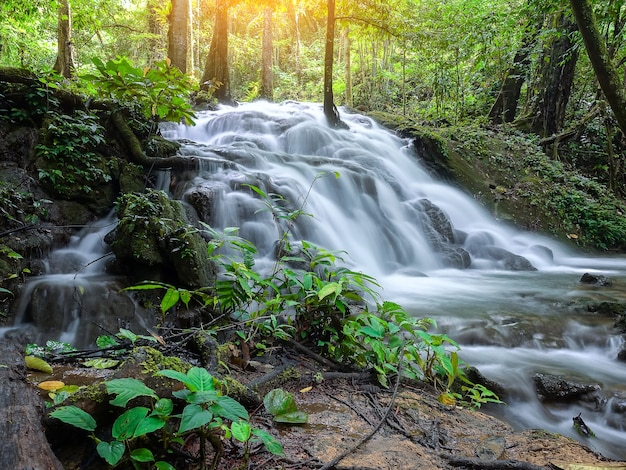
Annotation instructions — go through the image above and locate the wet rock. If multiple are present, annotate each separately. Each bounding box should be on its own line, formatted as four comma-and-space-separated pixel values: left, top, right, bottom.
475, 435, 506, 460
533, 373, 604, 408
109, 189, 216, 288
477, 245, 537, 271
439, 245, 472, 269
414, 198, 455, 244
618, 344, 626, 362
580, 272, 613, 286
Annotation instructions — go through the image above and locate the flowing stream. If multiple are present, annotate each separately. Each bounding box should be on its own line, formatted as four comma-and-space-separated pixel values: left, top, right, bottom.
10, 101, 626, 459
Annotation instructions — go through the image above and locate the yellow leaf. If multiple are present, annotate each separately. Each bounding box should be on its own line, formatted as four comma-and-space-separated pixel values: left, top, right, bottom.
299, 386, 313, 393
38, 380, 65, 391
25, 356, 53, 374
437, 392, 456, 406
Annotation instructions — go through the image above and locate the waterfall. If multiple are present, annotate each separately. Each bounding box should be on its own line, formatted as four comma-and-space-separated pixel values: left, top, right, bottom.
9, 100, 626, 459
163, 101, 626, 460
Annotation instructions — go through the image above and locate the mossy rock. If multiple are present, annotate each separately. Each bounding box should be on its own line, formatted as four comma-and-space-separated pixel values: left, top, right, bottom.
110, 189, 216, 287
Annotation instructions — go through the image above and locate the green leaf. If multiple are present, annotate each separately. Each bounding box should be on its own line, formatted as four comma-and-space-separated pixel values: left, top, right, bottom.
358, 325, 385, 339
318, 282, 341, 301
161, 288, 180, 313
112, 407, 149, 440
252, 428, 284, 455
95, 335, 119, 348
97, 440, 125, 466
83, 358, 120, 369
105, 378, 158, 407
157, 367, 216, 392
50, 406, 97, 431
273, 411, 308, 424
184, 390, 219, 405
231, 420, 252, 442
152, 398, 174, 417
211, 396, 249, 421
178, 404, 213, 434
155, 461, 176, 470
263, 389, 298, 416
117, 328, 138, 343
25, 355, 53, 373
130, 448, 155, 462
134, 415, 166, 438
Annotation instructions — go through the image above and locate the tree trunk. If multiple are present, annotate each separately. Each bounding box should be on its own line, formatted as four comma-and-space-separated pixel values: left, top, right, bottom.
200, 0, 232, 104
528, 13, 578, 137
259, 6, 274, 100
167, 0, 192, 73
0, 338, 64, 469
570, 0, 626, 136
489, 15, 541, 124
343, 26, 353, 108
53, 0, 75, 78
323, 0, 340, 126
147, 0, 165, 64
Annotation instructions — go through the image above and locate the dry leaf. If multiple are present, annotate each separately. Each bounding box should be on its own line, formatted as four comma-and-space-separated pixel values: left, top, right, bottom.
38, 380, 65, 391
299, 386, 313, 393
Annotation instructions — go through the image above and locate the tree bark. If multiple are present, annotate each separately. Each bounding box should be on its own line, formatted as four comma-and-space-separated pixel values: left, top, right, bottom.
489, 14, 541, 124
0, 338, 64, 469
259, 6, 274, 100
200, 0, 233, 105
570, 0, 626, 136
53, 0, 75, 78
529, 12, 578, 137
167, 0, 193, 73
343, 26, 353, 108
323, 0, 340, 126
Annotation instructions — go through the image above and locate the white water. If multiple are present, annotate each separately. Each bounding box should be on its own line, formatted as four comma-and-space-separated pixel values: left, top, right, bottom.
163, 101, 626, 460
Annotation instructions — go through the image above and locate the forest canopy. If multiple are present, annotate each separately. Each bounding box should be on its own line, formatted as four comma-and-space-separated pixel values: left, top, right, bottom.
2, 0, 626, 174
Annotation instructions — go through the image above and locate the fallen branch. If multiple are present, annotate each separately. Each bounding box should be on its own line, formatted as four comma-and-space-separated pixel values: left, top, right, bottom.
446, 457, 549, 470
285, 338, 343, 371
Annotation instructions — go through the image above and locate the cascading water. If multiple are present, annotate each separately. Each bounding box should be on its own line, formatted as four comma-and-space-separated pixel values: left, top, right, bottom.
7, 213, 147, 349
8, 101, 625, 459
162, 101, 626, 460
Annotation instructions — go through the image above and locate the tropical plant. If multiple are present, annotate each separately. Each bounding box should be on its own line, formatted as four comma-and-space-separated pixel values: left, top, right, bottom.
49, 367, 283, 469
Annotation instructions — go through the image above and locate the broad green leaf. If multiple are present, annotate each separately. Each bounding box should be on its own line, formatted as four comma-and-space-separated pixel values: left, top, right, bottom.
134, 415, 166, 438
185, 390, 219, 405
155, 461, 176, 470
117, 328, 138, 343
152, 398, 174, 417
83, 358, 120, 369
252, 428, 284, 455
161, 288, 180, 313
157, 367, 216, 392
358, 325, 385, 339
50, 406, 97, 432
112, 407, 149, 440
318, 282, 341, 301
97, 440, 125, 466
231, 420, 252, 442
273, 411, 308, 424
211, 396, 249, 421
178, 404, 212, 434
96, 335, 119, 348
130, 448, 154, 462
263, 389, 297, 416
105, 378, 158, 407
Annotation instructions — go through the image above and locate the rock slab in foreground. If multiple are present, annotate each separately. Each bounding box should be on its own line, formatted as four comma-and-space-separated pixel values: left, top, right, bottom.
0, 338, 63, 469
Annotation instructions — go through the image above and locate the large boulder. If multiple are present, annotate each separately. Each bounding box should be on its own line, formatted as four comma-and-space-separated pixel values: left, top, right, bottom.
108, 189, 216, 288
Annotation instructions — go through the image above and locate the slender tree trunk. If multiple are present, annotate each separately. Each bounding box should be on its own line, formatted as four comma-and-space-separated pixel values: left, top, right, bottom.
259, 6, 274, 100
323, 0, 340, 125
201, 0, 232, 104
343, 26, 352, 108
146, 0, 164, 64
488, 15, 541, 124
168, 0, 192, 73
529, 12, 578, 137
570, 0, 626, 136
53, 0, 75, 78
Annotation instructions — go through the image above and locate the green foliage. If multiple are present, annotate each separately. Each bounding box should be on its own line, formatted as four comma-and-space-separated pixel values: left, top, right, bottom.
130, 180, 496, 406
35, 110, 112, 196
49, 367, 282, 468
263, 389, 308, 424
83, 57, 196, 126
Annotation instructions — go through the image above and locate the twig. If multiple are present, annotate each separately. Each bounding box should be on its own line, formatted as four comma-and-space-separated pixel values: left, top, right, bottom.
446, 457, 549, 469
324, 391, 375, 426
285, 339, 343, 371
318, 362, 403, 470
